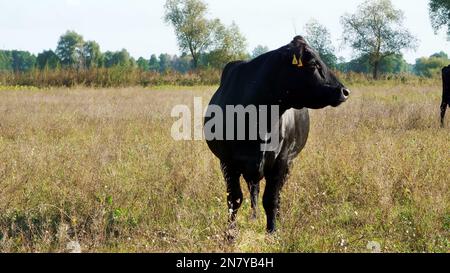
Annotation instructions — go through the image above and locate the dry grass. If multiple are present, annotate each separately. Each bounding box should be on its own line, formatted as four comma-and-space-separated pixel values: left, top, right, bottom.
0, 83, 448, 252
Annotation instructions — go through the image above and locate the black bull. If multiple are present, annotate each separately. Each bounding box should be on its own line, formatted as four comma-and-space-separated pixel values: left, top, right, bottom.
204, 36, 350, 233
441, 65, 450, 127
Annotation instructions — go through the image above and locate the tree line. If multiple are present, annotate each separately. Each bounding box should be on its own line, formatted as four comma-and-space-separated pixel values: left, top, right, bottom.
0, 31, 207, 73
162, 0, 449, 79
0, 29, 250, 74
0, 0, 448, 80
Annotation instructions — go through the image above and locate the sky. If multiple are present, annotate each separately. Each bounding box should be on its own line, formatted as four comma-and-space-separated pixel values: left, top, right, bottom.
0, 0, 448, 64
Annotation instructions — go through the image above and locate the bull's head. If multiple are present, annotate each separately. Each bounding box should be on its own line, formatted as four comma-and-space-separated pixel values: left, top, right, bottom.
277, 36, 350, 109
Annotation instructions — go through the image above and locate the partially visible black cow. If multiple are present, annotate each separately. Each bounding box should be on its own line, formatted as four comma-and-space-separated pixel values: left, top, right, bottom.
441, 65, 450, 127
204, 36, 350, 233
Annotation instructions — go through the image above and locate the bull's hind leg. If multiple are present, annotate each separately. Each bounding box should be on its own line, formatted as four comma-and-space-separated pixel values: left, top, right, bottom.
243, 177, 260, 220
220, 162, 242, 227
249, 182, 260, 219
263, 160, 289, 233
441, 102, 448, 128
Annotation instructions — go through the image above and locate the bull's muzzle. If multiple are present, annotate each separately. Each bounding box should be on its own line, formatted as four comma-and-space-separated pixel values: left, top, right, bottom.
339, 88, 351, 102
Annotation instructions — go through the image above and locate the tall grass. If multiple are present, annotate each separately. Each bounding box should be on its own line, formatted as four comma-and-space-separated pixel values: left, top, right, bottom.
334, 70, 440, 87
0, 68, 440, 88
0, 84, 448, 253
0, 68, 221, 88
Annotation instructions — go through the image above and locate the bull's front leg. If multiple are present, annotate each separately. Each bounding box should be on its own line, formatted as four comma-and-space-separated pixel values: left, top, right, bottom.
220, 162, 243, 228
263, 161, 289, 233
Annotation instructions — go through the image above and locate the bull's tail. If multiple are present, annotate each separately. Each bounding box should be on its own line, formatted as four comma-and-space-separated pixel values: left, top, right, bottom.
441, 101, 448, 128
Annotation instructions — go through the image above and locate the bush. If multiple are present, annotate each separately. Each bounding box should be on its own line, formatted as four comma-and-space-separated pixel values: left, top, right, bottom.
0, 68, 222, 88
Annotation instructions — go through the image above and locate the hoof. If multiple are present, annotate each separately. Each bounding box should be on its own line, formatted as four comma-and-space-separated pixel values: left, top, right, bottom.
224, 228, 238, 243
224, 221, 239, 243
266, 223, 276, 234
266, 228, 276, 234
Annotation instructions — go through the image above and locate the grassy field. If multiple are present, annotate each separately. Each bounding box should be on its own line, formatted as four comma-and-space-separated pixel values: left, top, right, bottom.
0, 84, 448, 253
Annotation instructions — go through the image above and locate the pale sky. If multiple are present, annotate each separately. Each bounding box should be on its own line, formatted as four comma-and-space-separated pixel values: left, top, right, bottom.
0, 0, 448, 64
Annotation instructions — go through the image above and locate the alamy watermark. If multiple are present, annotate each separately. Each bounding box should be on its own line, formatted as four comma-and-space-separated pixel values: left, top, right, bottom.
171, 97, 280, 151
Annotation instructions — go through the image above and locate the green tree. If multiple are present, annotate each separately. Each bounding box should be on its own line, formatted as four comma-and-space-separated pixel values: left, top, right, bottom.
115, 49, 133, 67
164, 0, 217, 68
340, 0, 417, 79
379, 54, 411, 73
137, 57, 150, 71
0, 50, 36, 72
341, 53, 410, 74
148, 54, 160, 71
204, 21, 248, 69
82, 41, 102, 69
158, 53, 173, 73
55, 30, 84, 68
36, 50, 60, 70
10, 50, 36, 72
251, 45, 269, 59
430, 51, 448, 59
0, 50, 12, 71
429, 0, 450, 39
103, 51, 115, 68
103, 49, 133, 68
414, 53, 450, 77
339, 56, 370, 73
172, 53, 192, 72
304, 19, 338, 68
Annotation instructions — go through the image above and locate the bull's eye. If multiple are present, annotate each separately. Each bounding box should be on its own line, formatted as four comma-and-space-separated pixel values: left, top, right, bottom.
306, 60, 317, 71
307, 60, 317, 67
316, 64, 326, 79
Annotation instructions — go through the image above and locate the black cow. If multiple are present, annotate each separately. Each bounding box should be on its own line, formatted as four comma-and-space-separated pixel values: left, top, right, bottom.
204, 36, 350, 233
441, 65, 450, 127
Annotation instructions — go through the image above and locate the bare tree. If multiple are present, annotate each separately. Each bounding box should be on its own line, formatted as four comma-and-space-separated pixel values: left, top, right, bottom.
164, 0, 216, 68
341, 0, 417, 79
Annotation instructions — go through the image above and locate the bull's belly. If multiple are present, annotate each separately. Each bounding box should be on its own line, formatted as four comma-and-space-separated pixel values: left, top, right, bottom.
205, 108, 310, 177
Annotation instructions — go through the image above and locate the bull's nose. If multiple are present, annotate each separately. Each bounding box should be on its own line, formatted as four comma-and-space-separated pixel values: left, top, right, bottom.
342, 88, 351, 97
341, 88, 351, 101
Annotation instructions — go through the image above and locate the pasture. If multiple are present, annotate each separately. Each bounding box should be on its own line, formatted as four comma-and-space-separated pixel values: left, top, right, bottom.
0, 83, 448, 252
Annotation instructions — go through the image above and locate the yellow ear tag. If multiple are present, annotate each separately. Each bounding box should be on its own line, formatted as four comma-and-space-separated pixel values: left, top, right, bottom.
297, 58, 303, 67
292, 54, 299, 65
